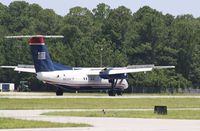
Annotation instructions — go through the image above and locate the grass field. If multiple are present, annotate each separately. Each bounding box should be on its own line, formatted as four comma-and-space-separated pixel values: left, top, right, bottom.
0, 117, 91, 129
0, 98, 200, 109
42, 110, 200, 120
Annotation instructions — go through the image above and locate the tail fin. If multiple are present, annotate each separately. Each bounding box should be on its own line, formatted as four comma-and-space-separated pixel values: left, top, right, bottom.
29, 36, 54, 72
5, 35, 64, 73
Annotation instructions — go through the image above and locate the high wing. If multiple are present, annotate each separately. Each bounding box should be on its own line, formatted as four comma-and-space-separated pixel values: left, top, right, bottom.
87, 65, 175, 76
0, 65, 35, 73
0, 64, 175, 75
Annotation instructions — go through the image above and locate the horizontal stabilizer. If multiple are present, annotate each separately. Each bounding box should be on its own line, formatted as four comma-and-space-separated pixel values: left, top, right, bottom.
0, 65, 35, 73
0, 66, 16, 68
5, 35, 64, 39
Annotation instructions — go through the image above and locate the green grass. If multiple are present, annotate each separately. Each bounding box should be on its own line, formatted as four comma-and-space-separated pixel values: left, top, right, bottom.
43, 110, 200, 120
0, 98, 200, 109
0, 117, 91, 129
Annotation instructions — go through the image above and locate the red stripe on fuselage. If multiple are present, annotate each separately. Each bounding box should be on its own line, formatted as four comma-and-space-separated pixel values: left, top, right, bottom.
29, 37, 45, 45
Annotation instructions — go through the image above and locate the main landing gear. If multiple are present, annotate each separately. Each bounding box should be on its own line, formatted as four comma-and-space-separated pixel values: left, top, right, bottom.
108, 90, 123, 96
108, 79, 123, 96
56, 88, 63, 96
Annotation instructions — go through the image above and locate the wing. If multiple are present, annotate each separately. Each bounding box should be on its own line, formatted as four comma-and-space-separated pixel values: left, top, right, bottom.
87, 65, 175, 76
0, 65, 36, 73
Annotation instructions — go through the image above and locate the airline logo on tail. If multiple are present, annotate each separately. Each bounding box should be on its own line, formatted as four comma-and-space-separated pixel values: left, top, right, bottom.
38, 52, 46, 60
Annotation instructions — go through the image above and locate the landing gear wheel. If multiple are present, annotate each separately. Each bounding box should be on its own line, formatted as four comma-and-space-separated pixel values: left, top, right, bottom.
108, 90, 116, 96
56, 88, 63, 96
117, 91, 123, 96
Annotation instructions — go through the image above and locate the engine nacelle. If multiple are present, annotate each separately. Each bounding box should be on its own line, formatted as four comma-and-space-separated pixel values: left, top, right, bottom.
100, 72, 128, 79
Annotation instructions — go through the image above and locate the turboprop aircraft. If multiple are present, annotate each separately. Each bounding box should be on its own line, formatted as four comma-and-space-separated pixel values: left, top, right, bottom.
1, 35, 175, 96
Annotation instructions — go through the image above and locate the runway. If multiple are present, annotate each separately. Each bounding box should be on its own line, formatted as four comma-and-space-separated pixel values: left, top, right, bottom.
1, 110, 200, 131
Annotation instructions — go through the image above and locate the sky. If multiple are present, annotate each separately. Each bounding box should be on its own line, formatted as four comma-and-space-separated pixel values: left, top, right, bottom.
0, 0, 200, 18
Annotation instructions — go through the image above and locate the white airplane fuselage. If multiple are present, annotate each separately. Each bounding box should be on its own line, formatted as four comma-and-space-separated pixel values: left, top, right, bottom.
2, 35, 175, 96
36, 70, 129, 90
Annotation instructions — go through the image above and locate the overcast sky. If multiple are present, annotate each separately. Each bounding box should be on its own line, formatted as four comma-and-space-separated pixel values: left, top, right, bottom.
1, 0, 200, 17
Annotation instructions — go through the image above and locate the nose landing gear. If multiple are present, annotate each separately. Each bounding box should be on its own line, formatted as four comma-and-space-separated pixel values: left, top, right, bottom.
56, 88, 63, 96
108, 79, 123, 96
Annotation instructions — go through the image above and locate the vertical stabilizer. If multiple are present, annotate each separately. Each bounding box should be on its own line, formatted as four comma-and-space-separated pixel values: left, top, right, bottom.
5, 35, 64, 73
29, 36, 54, 72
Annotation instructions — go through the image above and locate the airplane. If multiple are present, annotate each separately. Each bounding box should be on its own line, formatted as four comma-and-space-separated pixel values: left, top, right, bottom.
1, 35, 175, 96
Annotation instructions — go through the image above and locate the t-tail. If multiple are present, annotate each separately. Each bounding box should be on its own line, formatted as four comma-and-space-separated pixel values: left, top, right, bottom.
5, 35, 64, 73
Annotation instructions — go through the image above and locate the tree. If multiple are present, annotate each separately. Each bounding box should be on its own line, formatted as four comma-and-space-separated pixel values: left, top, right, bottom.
103, 6, 132, 50
171, 15, 197, 79
36, 9, 61, 34
1, 2, 200, 91
64, 7, 93, 34
133, 6, 169, 64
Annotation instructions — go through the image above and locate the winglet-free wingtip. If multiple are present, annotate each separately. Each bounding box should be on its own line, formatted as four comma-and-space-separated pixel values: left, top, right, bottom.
154, 66, 175, 69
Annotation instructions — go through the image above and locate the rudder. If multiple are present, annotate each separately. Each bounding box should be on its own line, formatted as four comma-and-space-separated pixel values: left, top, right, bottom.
29, 36, 54, 72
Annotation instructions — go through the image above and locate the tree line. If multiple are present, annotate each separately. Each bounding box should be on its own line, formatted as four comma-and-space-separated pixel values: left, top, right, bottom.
0, 1, 200, 93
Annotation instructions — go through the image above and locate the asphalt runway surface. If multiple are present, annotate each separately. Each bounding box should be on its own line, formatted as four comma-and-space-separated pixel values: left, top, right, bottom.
1, 109, 200, 131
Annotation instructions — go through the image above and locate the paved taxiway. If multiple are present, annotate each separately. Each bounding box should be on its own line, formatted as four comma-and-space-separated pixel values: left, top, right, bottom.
1, 109, 200, 131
